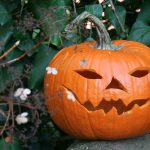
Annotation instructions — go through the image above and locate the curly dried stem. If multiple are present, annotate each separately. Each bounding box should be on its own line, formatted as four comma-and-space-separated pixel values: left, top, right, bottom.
65, 11, 120, 50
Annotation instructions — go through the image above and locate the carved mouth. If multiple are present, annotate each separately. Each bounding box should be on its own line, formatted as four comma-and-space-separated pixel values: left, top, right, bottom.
83, 99, 149, 115
63, 86, 150, 115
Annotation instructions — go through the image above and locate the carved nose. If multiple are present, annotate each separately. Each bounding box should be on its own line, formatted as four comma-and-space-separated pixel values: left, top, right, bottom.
106, 77, 127, 91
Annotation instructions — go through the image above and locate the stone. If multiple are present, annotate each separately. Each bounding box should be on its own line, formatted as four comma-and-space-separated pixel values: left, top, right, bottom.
67, 134, 150, 150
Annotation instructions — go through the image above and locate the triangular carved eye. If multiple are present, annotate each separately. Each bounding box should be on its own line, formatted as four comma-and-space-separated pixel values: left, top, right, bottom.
75, 69, 102, 79
130, 70, 149, 78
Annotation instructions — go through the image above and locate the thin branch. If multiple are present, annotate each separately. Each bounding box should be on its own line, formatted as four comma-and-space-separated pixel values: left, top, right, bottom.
0, 96, 41, 110
72, 0, 78, 16
0, 103, 11, 135
109, 0, 126, 34
0, 37, 47, 67
0, 41, 20, 60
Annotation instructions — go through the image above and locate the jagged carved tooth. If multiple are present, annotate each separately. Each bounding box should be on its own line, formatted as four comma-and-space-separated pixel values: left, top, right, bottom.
104, 96, 111, 101
99, 95, 103, 103
111, 94, 119, 101
107, 107, 118, 116
127, 104, 140, 114
141, 100, 150, 108
123, 99, 130, 106
98, 109, 106, 116
91, 99, 101, 108
103, 92, 111, 101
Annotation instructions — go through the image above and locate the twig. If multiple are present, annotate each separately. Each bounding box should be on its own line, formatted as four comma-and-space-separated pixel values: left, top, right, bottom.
109, 0, 126, 34
0, 96, 40, 110
0, 41, 20, 60
0, 37, 47, 67
0, 96, 40, 136
72, 0, 78, 16
0, 103, 11, 135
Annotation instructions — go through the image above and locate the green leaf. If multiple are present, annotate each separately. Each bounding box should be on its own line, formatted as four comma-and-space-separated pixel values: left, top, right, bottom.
28, 45, 58, 89
14, 32, 38, 56
64, 32, 81, 43
128, 21, 150, 46
0, 4, 11, 25
49, 34, 63, 47
0, 137, 22, 150
29, 0, 70, 47
85, 4, 103, 18
106, 6, 126, 34
32, 29, 40, 39
128, 0, 150, 46
0, 26, 13, 52
0, 103, 8, 125
0, 0, 20, 13
0, 63, 24, 93
48, 0, 72, 6
0, 47, 24, 93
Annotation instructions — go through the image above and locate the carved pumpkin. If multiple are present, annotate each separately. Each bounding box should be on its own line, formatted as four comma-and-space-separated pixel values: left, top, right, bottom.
44, 12, 150, 140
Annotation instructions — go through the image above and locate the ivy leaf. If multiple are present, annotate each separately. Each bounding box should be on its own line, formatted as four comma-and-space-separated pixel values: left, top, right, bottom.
48, 0, 72, 6
128, 0, 150, 46
0, 26, 13, 53
29, 0, 70, 47
14, 32, 38, 56
0, 4, 11, 25
106, 6, 126, 34
64, 32, 82, 43
0, 64, 24, 93
0, 137, 21, 150
85, 4, 103, 18
28, 45, 58, 89
0, 47, 24, 93
0, 103, 8, 126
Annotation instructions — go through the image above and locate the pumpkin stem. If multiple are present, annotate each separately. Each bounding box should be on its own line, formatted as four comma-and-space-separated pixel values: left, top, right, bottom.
65, 11, 120, 50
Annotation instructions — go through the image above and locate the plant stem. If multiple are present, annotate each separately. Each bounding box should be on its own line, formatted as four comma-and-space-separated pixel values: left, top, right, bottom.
65, 11, 120, 50
0, 37, 47, 67
0, 41, 20, 60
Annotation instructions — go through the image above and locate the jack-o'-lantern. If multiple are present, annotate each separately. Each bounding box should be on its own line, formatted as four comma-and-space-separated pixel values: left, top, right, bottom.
44, 12, 150, 140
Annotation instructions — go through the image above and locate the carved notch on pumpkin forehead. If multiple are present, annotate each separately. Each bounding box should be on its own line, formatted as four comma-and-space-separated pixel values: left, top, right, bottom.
75, 69, 102, 79
129, 67, 150, 78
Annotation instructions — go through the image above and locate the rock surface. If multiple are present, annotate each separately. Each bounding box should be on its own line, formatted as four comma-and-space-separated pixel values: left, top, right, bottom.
67, 134, 150, 150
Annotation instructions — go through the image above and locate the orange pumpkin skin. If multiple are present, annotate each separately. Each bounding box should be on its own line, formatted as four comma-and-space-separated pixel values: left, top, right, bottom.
44, 40, 150, 140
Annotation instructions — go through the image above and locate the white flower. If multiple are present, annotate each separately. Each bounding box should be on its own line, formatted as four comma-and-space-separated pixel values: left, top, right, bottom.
66, 90, 76, 102
23, 89, 31, 95
14, 88, 31, 101
15, 112, 29, 125
20, 94, 27, 101
14, 88, 24, 97
20, 112, 28, 117
46, 67, 58, 75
